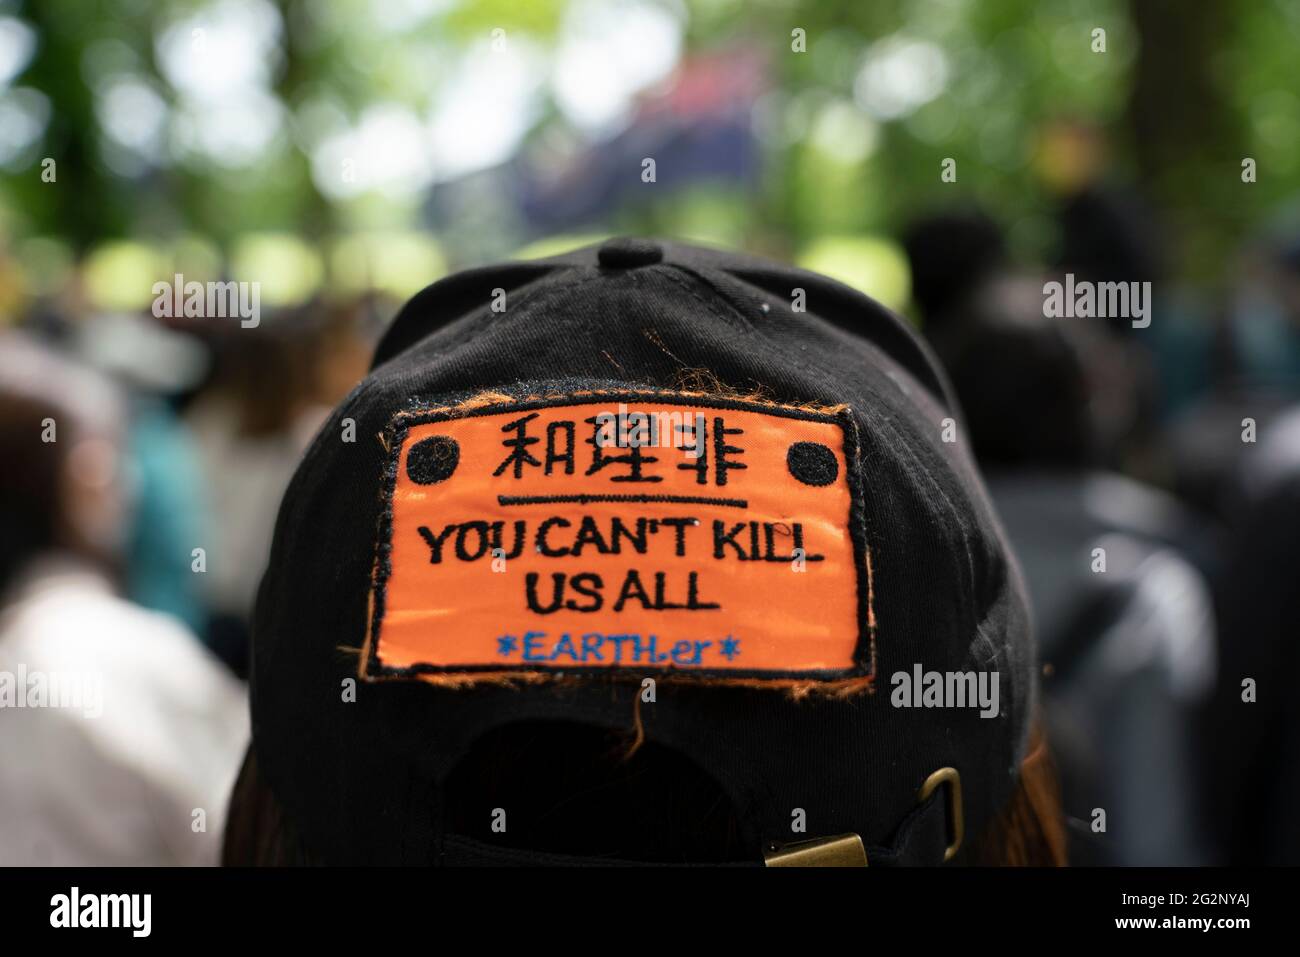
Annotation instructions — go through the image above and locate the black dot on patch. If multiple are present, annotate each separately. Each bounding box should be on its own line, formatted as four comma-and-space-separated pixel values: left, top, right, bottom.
787, 441, 838, 487
406, 436, 460, 485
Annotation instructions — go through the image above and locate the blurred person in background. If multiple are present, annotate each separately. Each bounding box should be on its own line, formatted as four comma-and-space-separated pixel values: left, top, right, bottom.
1034, 121, 1172, 480
901, 207, 1008, 338
1165, 221, 1300, 517
919, 275, 1217, 865
1203, 405, 1300, 864
184, 300, 373, 678
1040, 120, 1167, 313
1225, 223, 1300, 395
0, 332, 248, 866
77, 311, 213, 640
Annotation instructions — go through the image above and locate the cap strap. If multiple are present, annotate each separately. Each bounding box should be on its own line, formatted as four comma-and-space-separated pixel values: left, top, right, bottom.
762, 770, 960, 868
439, 834, 759, 867
863, 767, 963, 866
438, 768, 961, 867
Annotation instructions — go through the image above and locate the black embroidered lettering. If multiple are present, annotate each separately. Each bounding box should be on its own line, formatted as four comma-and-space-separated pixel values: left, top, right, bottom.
489, 520, 527, 560
571, 515, 611, 556
417, 523, 458, 563
677, 416, 747, 486
613, 569, 652, 611
536, 516, 572, 557
525, 572, 565, 614
792, 523, 824, 562
686, 572, 719, 609
585, 415, 662, 483
565, 573, 604, 612
494, 413, 542, 478
545, 420, 575, 475
657, 517, 694, 557
713, 520, 748, 559
454, 521, 491, 561
609, 516, 649, 555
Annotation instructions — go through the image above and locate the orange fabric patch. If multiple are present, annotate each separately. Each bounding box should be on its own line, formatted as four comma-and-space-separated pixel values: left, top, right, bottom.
362, 390, 874, 687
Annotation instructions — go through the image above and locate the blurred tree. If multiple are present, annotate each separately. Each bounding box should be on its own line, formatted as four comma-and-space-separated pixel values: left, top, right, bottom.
0, 0, 1295, 292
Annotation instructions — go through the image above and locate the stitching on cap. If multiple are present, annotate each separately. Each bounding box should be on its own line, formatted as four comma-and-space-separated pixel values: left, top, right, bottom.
401, 270, 611, 365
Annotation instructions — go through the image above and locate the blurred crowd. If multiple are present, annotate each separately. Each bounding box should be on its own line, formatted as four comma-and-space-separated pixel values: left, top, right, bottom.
905, 185, 1300, 866
0, 293, 382, 864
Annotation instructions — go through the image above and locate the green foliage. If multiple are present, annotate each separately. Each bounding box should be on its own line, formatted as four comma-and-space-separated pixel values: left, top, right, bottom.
0, 0, 1294, 294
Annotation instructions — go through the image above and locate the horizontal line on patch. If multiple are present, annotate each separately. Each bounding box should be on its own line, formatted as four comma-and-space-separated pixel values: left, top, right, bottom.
497, 493, 749, 508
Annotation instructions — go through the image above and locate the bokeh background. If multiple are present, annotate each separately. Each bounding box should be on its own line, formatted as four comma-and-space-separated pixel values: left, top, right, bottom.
4, 0, 1299, 305
2, 0, 1299, 866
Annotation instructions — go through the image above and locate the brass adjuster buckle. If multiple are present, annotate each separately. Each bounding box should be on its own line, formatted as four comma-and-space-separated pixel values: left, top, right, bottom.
763, 833, 868, 867
917, 767, 964, 862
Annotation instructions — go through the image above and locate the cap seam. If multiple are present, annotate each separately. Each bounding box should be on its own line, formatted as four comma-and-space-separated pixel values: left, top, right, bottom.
662, 263, 851, 396
387, 269, 611, 375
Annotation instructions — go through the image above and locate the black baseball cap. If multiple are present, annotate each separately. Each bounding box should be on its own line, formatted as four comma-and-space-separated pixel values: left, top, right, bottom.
248, 237, 1034, 865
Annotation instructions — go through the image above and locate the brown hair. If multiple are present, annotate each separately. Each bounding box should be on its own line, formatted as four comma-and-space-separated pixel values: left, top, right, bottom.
961, 723, 1068, 866
223, 746, 318, 866
224, 719, 1066, 867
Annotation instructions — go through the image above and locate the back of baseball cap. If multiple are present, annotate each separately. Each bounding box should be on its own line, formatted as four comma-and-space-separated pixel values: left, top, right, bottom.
245, 237, 1035, 865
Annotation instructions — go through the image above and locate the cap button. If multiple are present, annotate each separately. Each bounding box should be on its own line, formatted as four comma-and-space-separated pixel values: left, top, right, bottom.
597, 238, 664, 269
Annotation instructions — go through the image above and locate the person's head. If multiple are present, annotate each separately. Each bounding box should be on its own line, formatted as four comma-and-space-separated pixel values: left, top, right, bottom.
226, 239, 1060, 867
926, 276, 1144, 473
1228, 225, 1300, 391
901, 208, 1007, 326
191, 298, 379, 437
0, 331, 128, 594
